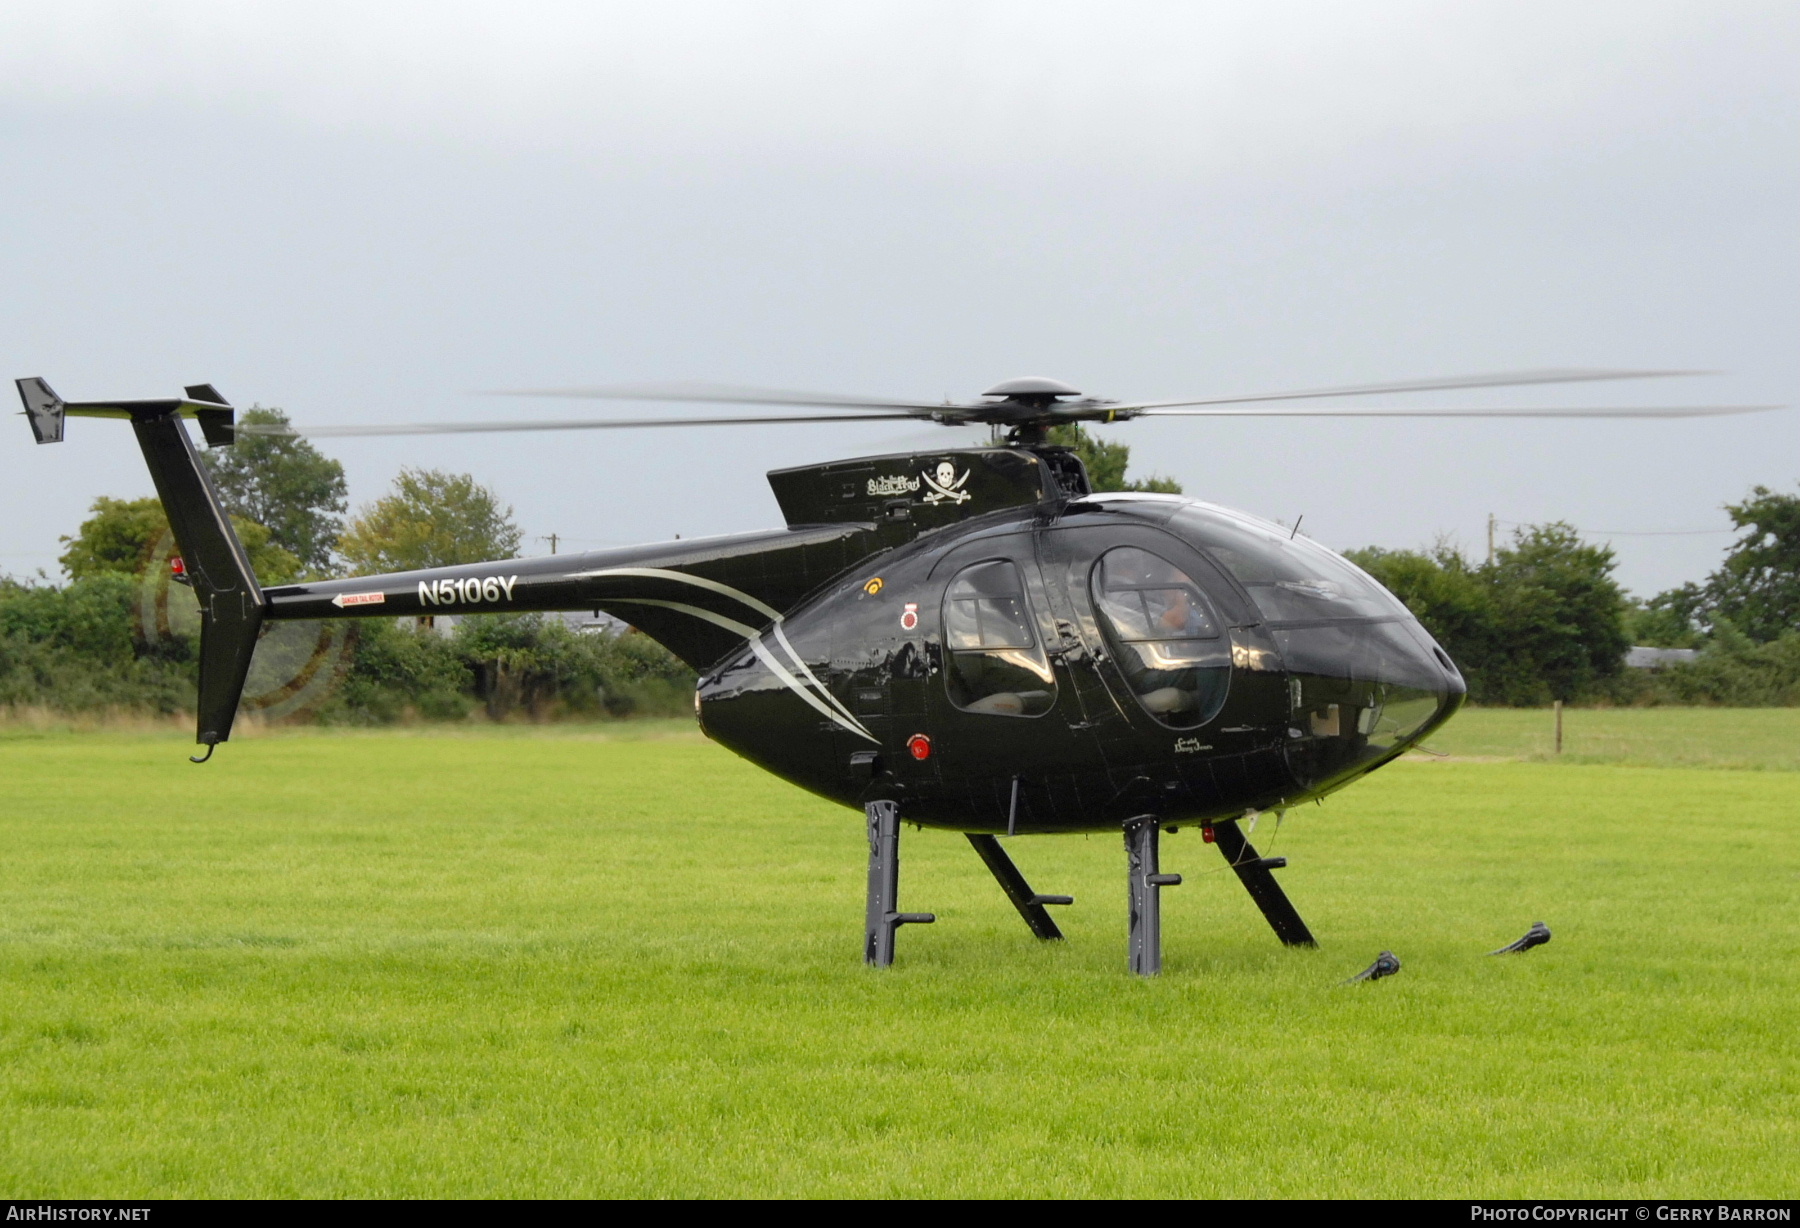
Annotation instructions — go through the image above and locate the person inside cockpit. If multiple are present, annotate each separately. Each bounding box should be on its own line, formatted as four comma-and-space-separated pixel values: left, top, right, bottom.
1146, 585, 1213, 640
1090, 547, 1230, 727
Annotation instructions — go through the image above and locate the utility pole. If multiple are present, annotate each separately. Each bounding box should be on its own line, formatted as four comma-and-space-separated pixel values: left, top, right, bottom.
1486, 514, 1496, 566
542, 533, 559, 555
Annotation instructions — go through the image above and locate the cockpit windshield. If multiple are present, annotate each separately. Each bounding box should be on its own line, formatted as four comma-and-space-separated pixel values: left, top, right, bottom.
1170, 504, 1409, 624
1167, 501, 1464, 792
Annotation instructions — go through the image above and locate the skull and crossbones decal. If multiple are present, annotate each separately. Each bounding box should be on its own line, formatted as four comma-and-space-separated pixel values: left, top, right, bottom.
920, 461, 971, 504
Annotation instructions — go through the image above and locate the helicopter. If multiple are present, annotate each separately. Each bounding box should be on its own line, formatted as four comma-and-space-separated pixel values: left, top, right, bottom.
13, 369, 1772, 974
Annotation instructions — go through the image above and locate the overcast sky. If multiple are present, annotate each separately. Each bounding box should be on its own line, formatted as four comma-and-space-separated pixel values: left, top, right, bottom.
2, 2, 1795, 595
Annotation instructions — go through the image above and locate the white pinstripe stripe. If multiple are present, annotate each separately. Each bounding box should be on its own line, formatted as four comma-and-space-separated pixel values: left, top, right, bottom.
601, 577, 880, 743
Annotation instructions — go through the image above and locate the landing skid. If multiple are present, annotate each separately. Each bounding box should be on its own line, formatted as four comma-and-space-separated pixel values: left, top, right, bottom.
965, 833, 1072, 940
863, 800, 935, 967
1125, 816, 1184, 975
1208, 817, 1316, 948
860, 803, 1316, 973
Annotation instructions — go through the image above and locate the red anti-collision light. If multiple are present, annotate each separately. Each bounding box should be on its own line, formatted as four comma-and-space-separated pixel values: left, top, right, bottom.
170, 556, 186, 576
906, 734, 931, 761
1201, 826, 1216, 844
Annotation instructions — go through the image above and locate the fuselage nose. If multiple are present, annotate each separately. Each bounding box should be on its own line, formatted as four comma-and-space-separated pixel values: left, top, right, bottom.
1276, 604, 1466, 794
1159, 500, 1467, 793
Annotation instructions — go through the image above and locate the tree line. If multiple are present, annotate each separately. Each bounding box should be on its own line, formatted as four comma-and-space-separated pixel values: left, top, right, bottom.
4, 418, 1798, 718
1348, 485, 1800, 706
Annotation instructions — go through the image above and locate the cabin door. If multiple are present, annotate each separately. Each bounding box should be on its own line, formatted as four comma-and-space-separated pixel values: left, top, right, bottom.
1033, 525, 1143, 764
921, 534, 1086, 828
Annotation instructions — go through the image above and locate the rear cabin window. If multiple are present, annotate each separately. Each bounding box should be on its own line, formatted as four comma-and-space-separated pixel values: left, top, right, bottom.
942, 559, 1055, 717
1090, 546, 1230, 728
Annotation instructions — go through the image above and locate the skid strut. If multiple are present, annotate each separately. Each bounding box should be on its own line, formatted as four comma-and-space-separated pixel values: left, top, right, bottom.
864, 800, 935, 967
1209, 817, 1316, 947
965, 834, 1072, 940
1124, 816, 1182, 975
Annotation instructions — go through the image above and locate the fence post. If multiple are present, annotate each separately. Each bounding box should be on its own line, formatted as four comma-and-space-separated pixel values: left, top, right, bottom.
1553, 700, 1564, 755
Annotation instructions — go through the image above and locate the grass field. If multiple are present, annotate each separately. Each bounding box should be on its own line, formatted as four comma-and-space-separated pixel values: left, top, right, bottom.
1425, 705, 1800, 770
0, 712, 1795, 1198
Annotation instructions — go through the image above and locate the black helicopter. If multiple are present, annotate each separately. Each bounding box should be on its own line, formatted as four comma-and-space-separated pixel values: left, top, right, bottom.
14, 369, 1769, 974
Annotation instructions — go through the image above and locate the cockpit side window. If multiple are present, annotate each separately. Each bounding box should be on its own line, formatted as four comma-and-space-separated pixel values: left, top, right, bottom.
942, 559, 1055, 717
1090, 546, 1230, 729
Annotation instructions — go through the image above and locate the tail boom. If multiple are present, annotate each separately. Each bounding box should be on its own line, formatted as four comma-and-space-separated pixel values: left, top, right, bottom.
264, 522, 881, 671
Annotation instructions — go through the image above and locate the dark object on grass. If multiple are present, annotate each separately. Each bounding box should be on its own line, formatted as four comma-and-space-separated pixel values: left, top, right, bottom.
1342, 950, 1402, 985
1489, 921, 1552, 955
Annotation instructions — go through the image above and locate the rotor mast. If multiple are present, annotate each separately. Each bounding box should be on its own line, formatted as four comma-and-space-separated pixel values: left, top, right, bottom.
976, 376, 1115, 448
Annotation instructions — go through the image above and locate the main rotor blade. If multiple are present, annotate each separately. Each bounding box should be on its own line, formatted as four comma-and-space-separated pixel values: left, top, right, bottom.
235, 411, 929, 439
1111, 368, 1711, 411
483, 380, 959, 413
1136, 404, 1777, 419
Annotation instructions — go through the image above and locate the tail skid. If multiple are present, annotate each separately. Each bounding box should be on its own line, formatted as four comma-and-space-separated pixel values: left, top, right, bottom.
17, 377, 261, 756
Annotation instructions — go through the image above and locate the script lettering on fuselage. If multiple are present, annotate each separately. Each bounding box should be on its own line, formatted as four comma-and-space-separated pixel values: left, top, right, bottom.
418, 575, 519, 607
866, 474, 921, 497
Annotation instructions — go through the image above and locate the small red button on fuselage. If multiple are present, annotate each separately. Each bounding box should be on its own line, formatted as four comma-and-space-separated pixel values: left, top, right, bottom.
907, 733, 931, 761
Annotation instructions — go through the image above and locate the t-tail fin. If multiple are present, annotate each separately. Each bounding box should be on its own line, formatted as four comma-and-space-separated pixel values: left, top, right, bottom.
16, 377, 262, 759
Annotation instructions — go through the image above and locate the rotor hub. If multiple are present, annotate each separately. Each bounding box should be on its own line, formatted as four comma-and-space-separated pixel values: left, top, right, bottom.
982, 376, 1083, 410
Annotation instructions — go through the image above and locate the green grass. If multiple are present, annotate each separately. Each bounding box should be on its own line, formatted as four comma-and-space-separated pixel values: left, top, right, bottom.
0, 719, 1796, 1197
1426, 705, 1800, 770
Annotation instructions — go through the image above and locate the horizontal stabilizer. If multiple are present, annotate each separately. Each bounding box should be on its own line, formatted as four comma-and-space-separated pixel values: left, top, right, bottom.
14, 377, 238, 446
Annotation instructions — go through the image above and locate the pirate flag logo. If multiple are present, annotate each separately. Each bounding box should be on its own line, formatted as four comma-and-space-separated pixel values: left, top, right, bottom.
920, 461, 971, 505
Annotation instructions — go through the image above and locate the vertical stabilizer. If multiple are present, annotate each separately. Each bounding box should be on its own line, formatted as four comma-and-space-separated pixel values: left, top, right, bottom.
132, 412, 265, 755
